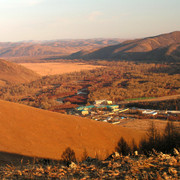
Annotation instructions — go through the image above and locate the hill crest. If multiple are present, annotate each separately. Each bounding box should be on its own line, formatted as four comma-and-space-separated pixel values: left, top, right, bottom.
70, 31, 180, 62
0, 39, 125, 58
0, 59, 39, 86
0, 100, 144, 161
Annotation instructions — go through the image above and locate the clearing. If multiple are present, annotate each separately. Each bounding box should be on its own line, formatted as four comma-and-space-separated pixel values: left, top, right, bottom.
20, 62, 102, 76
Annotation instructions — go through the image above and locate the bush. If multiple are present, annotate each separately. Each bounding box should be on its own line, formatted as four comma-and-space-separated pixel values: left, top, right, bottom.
81, 149, 88, 161
115, 137, 131, 155
131, 138, 138, 152
61, 147, 76, 165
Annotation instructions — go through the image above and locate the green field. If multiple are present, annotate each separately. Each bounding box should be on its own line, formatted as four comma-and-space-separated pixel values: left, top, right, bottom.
124, 97, 156, 101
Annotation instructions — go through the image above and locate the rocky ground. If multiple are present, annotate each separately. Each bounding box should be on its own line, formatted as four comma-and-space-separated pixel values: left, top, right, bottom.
0, 152, 179, 179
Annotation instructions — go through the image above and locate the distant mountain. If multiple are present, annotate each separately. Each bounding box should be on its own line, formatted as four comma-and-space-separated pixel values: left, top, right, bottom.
71, 31, 180, 62
68, 49, 96, 59
0, 59, 39, 86
0, 39, 125, 58
0, 100, 143, 162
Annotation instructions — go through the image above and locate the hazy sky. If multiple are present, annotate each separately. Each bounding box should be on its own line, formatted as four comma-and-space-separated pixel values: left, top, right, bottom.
0, 0, 179, 42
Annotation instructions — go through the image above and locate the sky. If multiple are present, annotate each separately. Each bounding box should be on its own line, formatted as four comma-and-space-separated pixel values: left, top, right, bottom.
0, 0, 179, 42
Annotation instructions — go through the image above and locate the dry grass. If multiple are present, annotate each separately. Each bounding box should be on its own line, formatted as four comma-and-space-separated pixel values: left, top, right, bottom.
0, 59, 39, 86
119, 118, 180, 132
20, 62, 102, 76
0, 153, 179, 179
0, 100, 144, 164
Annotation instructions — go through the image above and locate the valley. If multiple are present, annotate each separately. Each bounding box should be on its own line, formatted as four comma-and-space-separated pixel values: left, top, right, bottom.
0, 32, 179, 179
1, 0, 180, 178
0, 59, 179, 138
20, 62, 102, 76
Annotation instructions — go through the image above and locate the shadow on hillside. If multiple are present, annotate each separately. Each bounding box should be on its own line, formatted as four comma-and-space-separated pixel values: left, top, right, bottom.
0, 151, 57, 166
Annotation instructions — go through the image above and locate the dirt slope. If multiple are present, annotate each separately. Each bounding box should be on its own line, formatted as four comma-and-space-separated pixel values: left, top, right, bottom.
0, 100, 144, 161
0, 59, 39, 86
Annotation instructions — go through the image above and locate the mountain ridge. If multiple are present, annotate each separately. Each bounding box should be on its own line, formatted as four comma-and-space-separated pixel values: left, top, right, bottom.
69, 31, 180, 62
0, 39, 125, 58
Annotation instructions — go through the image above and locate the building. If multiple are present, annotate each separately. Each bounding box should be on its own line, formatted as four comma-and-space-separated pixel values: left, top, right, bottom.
94, 100, 106, 105
108, 105, 119, 109
76, 105, 95, 111
142, 110, 157, 116
107, 100, 113, 105
118, 108, 129, 113
94, 100, 113, 105
80, 110, 89, 115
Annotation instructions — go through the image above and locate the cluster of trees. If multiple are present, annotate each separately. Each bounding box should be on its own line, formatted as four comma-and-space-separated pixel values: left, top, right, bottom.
59, 121, 179, 166
88, 71, 180, 102
139, 121, 180, 154
128, 99, 180, 111
115, 121, 180, 155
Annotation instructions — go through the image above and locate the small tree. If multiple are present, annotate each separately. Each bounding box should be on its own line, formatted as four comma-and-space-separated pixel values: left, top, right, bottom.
146, 121, 161, 150
61, 147, 76, 165
81, 149, 88, 161
162, 121, 180, 152
115, 137, 131, 155
139, 121, 161, 154
131, 138, 138, 152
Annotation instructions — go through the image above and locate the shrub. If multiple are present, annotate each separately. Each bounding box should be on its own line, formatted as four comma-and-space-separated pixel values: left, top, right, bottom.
61, 147, 76, 165
131, 138, 138, 152
81, 149, 88, 161
115, 137, 131, 155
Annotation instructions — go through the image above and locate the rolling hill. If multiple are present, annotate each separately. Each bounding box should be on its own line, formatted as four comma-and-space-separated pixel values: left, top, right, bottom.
0, 39, 125, 58
0, 100, 144, 163
0, 59, 39, 86
71, 31, 180, 62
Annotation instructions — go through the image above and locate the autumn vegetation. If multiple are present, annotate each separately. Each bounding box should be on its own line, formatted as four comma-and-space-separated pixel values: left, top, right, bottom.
115, 121, 180, 156
0, 120, 178, 179
0, 61, 179, 113
0, 60, 179, 178
61, 121, 180, 163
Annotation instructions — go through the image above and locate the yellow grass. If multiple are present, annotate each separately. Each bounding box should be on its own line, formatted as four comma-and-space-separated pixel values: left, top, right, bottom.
20, 62, 102, 76
0, 100, 144, 162
119, 118, 180, 132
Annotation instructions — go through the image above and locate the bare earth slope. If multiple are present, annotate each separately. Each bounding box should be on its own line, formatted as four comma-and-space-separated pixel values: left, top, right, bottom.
0, 59, 39, 86
76, 31, 180, 62
0, 100, 143, 161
